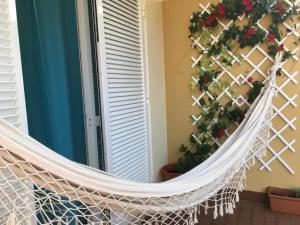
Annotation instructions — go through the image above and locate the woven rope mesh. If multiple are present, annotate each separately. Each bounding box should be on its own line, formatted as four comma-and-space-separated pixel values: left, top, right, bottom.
0, 104, 272, 225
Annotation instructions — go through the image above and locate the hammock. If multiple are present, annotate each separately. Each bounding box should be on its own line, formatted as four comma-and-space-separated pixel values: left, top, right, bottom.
0, 53, 282, 225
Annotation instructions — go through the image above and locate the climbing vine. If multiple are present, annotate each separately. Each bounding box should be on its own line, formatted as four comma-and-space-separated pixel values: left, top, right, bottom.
174, 0, 299, 173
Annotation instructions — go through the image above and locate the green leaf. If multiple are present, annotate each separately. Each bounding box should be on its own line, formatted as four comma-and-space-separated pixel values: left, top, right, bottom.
222, 81, 231, 89
236, 53, 244, 63
220, 48, 234, 63
201, 30, 212, 46
190, 80, 197, 91
199, 98, 206, 106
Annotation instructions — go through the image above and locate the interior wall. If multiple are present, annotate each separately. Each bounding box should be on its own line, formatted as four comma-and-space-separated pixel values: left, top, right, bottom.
144, 0, 168, 181
162, 0, 300, 192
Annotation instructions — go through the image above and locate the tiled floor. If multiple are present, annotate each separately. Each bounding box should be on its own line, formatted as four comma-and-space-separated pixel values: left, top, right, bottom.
196, 199, 300, 225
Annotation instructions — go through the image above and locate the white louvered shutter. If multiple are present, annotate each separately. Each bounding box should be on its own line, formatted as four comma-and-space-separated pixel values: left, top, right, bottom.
96, 0, 150, 182
0, 0, 27, 131
0, 1, 28, 222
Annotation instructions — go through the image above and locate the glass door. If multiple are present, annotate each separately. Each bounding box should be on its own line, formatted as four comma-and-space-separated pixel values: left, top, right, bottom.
15, 0, 104, 168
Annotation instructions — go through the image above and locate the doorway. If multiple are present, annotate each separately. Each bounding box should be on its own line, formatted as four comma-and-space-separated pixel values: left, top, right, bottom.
15, 0, 104, 168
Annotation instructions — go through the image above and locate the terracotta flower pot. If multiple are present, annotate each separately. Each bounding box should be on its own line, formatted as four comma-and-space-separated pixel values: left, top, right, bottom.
160, 163, 182, 181
268, 187, 300, 216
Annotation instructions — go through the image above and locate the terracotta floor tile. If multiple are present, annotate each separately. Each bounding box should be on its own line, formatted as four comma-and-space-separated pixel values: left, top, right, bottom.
195, 199, 299, 225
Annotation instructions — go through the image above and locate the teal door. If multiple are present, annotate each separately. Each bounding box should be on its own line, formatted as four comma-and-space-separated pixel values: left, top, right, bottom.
16, 0, 87, 164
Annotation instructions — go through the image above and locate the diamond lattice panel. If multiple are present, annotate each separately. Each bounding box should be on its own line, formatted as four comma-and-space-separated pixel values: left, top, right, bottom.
191, 1, 299, 174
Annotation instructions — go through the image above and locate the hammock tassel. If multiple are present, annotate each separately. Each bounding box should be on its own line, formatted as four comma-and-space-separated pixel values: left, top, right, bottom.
257, 149, 262, 159
204, 200, 209, 215
225, 203, 228, 214
188, 217, 191, 225
233, 200, 236, 209
263, 147, 267, 157
213, 204, 218, 219
239, 182, 244, 191
197, 205, 201, 215
228, 203, 234, 214
235, 191, 240, 202
242, 169, 247, 180
219, 203, 224, 217
252, 155, 256, 166
194, 211, 198, 224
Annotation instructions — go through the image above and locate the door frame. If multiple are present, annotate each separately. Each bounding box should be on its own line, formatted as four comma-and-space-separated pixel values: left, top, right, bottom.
140, 0, 154, 181
76, 0, 102, 169
9, 0, 28, 133
76, 0, 153, 179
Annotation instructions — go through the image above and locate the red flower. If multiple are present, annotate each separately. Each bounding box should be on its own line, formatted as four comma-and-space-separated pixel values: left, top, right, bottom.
275, 1, 285, 8
216, 3, 225, 18
245, 3, 254, 11
245, 27, 256, 38
205, 14, 217, 26
203, 75, 211, 84
273, 1, 285, 15
276, 8, 284, 15
267, 33, 276, 42
247, 77, 253, 83
274, 8, 284, 15
278, 44, 284, 51
242, 0, 251, 6
198, 18, 205, 25
242, 0, 254, 12
216, 128, 225, 139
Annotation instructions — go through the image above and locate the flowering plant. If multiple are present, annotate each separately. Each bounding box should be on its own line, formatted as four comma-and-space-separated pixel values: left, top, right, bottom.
198, 70, 220, 91
271, 1, 298, 24
239, 26, 266, 48
174, 0, 299, 174
189, 0, 297, 59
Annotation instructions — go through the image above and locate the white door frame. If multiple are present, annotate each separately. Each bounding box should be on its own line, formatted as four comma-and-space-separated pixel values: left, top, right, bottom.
140, 0, 154, 182
94, 0, 111, 173
76, 0, 101, 169
8, 0, 28, 133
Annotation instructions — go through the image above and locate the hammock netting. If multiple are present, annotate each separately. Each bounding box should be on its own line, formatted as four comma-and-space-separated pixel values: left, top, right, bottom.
0, 54, 282, 225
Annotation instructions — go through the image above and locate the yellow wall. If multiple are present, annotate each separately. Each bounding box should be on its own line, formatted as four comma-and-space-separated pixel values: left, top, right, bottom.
162, 0, 300, 192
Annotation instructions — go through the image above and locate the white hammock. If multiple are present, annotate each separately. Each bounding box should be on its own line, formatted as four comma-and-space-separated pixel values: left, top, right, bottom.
0, 53, 282, 225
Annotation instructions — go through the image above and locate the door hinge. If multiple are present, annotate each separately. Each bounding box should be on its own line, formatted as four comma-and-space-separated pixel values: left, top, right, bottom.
142, 4, 146, 18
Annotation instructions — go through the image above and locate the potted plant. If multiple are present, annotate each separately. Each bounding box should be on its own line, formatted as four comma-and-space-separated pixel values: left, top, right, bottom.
268, 187, 300, 216
160, 163, 182, 181
160, 143, 216, 181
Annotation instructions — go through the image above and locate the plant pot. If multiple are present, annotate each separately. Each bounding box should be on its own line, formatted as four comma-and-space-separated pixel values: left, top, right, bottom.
160, 163, 182, 181
268, 187, 300, 216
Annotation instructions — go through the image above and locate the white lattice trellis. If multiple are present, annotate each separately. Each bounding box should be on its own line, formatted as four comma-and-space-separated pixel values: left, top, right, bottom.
190, 1, 299, 174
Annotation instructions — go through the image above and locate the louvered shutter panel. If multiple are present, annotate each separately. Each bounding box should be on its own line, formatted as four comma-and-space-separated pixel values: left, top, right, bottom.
0, 0, 27, 130
0, 1, 28, 222
96, 0, 150, 182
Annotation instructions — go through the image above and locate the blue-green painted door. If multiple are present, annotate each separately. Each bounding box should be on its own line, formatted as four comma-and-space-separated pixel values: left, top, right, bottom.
16, 0, 87, 164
